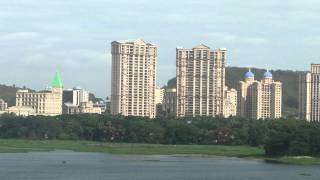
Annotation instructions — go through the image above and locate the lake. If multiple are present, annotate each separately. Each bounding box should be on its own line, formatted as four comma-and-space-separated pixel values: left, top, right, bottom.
0, 151, 319, 180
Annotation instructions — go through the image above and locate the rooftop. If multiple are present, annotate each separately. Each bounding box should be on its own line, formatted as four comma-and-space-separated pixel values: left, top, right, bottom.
52, 72, 63, 88
112, 39, 156, 46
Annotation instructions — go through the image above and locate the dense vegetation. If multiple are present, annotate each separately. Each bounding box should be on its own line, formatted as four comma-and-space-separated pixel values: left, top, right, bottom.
166, 66, 304, 118
0, 114, 319, 157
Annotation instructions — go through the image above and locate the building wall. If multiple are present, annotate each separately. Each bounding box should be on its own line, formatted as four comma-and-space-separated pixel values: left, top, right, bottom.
162, 88, 177, 114
237, 76, 282, 119
299, 73, 311, 121
223, 87, 237, 118
63, 88, 89, 106
238, 79, 261, 119
155, 88, 164, 105
299, 64, 320, 121
7, 106, 36, 116
111, 39, 157, 118
176, 45, 226, 117
0, 99, 8, 111
16, 88, 63, 116
63, 101, 102, 114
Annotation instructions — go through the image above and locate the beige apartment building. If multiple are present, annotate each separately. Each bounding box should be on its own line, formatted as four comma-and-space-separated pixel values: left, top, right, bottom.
176, 44, 226, 117
237, 70, 282, 119
155, 88, 165, 105
14, 72, 63, 116
299, 64, 320, 121
111, 39, 157, 118
223, 87, 237, 118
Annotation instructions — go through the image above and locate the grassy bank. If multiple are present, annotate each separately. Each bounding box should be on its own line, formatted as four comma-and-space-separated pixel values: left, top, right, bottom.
0, 139, 263, 157
265, 156, 320, 166
0, 139, 319, 165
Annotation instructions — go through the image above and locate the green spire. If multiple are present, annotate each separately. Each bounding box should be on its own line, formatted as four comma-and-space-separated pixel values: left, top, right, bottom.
52, 72, 63, 88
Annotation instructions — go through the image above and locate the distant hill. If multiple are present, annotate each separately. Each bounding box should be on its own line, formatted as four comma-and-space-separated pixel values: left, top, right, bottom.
165, 67, 304, 118
0, 84, 30, 106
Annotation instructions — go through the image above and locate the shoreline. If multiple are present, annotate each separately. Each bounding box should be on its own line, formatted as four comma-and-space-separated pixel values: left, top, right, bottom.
0, 139, 319, 165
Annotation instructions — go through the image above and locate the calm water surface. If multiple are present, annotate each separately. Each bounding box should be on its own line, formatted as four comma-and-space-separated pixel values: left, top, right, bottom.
0, 151, 319, 180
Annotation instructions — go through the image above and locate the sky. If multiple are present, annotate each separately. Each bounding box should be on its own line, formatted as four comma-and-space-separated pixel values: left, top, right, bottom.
0, 0, 320, 98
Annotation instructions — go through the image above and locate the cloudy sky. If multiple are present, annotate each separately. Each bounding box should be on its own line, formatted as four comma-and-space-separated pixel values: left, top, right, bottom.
0, 0, 320, 98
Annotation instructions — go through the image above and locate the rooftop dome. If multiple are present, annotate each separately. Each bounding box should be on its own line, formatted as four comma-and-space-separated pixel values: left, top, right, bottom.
264, 71, 273, 79
244, 71, 254, 79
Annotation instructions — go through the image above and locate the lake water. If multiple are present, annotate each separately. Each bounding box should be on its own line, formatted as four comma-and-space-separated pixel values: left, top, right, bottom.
0, 151, 319, 180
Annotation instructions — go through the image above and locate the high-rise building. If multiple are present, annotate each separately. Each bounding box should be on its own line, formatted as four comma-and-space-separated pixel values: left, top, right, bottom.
223, 87, 237, 118
237, 70, 282, 119
162, 88, 177, 114
111, 39, 157, 118
299, 64, 320, 121
176, 44, 226, 117
15, 72, 63, 116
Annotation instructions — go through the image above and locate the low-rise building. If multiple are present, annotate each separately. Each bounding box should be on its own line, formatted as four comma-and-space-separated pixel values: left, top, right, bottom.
0, 99, 8, 111
7, 106, 36, 116
15, 72, 63, 116
93, 101, 107, 113
63, 87, 89, 106
63, 101, 102, 114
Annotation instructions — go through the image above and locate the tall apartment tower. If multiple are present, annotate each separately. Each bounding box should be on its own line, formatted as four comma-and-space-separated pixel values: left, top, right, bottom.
111, 39, 157, 118
237, 70, 282, 119
299, 64, 320, 121
176, 45, 226, 117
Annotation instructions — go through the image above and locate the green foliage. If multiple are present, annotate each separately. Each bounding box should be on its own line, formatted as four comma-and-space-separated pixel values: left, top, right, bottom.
0, 139, 264, 157
1, 114, 320, 157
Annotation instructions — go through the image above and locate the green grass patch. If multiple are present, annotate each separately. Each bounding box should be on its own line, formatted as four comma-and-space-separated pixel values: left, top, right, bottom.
265, 156, 320, 165
0, 139, 263, 157
1, 139, 320, 165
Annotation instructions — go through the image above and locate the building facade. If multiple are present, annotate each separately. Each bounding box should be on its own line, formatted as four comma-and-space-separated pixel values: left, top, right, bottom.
162, 88, 177, 114
111, 39, 157, 118
155, 88, 165, 105
15, 72, 63, 116
237, 70, 282, 119
63, 87, 89, 106
299, 64, 320, 121
223, 87, 237, 118
7, 106, 36, 116
0, 99, 8, 111
63, 101, 102, 114
176, 44, 226, 117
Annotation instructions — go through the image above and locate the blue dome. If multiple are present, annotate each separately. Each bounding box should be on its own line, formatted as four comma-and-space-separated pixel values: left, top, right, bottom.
245, 71, 254, 79
264, 71, 273, 79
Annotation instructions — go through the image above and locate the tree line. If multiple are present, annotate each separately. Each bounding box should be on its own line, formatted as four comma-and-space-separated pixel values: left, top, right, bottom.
0, 114, 319, 157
